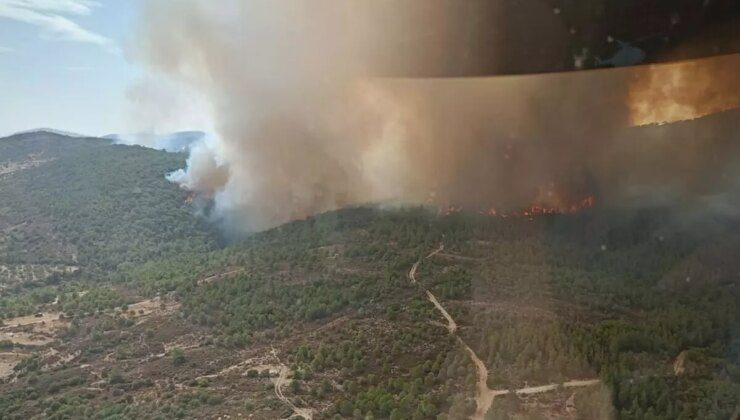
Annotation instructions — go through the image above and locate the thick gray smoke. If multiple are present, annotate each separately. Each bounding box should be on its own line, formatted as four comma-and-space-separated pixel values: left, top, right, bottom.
134, 1, 740, 232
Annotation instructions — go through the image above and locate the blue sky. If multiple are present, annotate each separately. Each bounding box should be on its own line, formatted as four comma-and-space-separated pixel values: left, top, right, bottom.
0, 0, 140, 136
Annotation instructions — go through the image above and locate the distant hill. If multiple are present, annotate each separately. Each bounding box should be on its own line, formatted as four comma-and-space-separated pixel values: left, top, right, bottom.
9, 128, 89, 138
104, 131, 207, 152
0, 131, 220, 280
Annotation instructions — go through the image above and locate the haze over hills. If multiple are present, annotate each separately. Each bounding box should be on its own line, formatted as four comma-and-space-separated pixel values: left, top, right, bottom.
104, 131, 208, 153
0, 130, 737, 419
9, 129, 89, 138
3, 129, 208, 154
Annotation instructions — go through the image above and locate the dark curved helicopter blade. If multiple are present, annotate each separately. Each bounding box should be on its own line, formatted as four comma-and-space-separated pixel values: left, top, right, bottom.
370, 0, 740, 77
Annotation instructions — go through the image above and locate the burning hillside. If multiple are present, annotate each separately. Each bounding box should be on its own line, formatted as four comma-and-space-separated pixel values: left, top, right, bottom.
134, 1, 740, 233
440, 196, 595, 219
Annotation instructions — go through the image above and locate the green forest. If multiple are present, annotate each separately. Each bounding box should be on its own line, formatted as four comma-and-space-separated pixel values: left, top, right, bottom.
0, 133, 738, 419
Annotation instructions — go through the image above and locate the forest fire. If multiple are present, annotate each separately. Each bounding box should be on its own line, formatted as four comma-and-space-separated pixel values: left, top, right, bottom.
441, 196, 595, 219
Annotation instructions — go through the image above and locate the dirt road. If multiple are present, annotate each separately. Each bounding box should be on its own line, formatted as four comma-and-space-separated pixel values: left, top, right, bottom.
425, 290, 457, 334
426, 243, 445, 259
411, 244, 599, 419
460, 338, 509, 418
408, 245, 457, 333
271, 348, 314, 420
408, 261, 420, 284
408, 245, 494, 419
408, 243, 444, 284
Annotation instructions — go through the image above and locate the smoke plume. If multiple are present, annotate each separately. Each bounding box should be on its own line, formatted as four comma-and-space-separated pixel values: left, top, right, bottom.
134, 1, 740, 232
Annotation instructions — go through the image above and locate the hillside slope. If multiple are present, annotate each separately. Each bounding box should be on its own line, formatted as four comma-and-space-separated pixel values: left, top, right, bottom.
0, 131, 219, 301
0, 132, 738, 419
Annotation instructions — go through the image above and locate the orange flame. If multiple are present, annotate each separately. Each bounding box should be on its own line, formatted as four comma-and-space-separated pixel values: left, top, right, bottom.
445, 196, 595, 219
628, 54, 740, 126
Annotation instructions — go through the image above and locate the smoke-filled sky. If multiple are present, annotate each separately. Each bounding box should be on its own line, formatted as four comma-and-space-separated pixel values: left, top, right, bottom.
133, 0, 740, 232
2, 1, 739, 232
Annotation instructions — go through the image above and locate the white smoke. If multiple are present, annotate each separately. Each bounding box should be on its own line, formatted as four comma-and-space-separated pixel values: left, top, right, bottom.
132, 1, 740, 233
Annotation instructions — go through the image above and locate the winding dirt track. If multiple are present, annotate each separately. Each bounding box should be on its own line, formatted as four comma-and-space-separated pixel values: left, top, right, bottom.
460, 338, 509, 418
425, 290, 457, 334
409, 243, 599, 419
408, 244, 497, 418
425, 244, 446, 259
271, 348, 314, 420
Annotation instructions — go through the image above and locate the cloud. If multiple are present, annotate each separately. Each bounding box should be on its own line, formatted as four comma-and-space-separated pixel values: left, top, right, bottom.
0, 0, 116, 50
0, 45, 12, 53
5, 0, 99, 15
